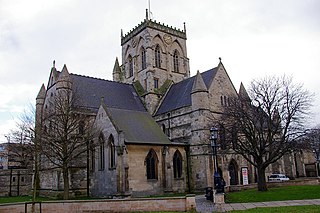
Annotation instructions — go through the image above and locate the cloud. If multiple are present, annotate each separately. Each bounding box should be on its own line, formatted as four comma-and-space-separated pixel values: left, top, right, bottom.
0, 84, 36, 113
0, 117, 18, 143
0, 0, 319, 139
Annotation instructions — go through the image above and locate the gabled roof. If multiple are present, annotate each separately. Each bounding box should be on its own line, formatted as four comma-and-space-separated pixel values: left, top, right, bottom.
106, 108, 171, 145
73, 73, 171, 145
155, 67, 217, 115
48, 67, 171, 146
70, 74, 145, 112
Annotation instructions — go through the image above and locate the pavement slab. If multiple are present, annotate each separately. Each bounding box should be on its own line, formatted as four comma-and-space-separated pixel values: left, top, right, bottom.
195, 195, 320, 212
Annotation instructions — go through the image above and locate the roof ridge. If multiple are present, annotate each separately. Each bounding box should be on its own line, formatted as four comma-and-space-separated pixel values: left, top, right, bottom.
171, 67, 217, 86
69, 73, 133, 86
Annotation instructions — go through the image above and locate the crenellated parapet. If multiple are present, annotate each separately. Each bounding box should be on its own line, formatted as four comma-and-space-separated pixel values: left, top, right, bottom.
121, 18, 186, 45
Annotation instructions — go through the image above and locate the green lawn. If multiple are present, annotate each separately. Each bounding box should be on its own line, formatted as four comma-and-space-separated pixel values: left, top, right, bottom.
0, 196, 53, 204
232, 205, 320, 213
226, 185, 320, 203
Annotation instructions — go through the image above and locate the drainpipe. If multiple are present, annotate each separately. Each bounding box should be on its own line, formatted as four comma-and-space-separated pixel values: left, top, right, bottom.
185, 145, 191, 193
86, 140, 90, 197
9, 168, 12, 196
167, 113, 171, 138
17, 170, 20, 196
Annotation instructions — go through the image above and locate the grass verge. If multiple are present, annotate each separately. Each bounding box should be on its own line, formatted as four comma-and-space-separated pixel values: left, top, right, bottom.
226, 185, 320, 203
0, 196, 53, 204
231, 205, 320, 213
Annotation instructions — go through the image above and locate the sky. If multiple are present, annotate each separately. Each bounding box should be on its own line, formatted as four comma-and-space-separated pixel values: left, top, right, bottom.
0, 0, 319, 143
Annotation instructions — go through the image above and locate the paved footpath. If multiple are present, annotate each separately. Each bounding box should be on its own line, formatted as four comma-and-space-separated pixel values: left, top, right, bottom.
195, 195, 320, 212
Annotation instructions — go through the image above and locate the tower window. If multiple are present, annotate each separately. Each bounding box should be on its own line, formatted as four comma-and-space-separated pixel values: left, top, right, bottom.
173, 150, 183, 178
141, 47, 146, 70
173, 50, 179, 72
128, 55, 133, 77
162, 124, 166, 134
146, 149, 158, 179
154, 78, 159, 89
155, 45, 161, 68
144, 78, 147, 90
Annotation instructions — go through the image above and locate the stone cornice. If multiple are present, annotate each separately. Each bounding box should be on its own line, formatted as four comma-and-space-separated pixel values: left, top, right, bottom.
121, 19, 186, 45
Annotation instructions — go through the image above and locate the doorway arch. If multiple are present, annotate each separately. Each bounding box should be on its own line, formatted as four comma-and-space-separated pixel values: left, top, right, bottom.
229, 160, 239, 185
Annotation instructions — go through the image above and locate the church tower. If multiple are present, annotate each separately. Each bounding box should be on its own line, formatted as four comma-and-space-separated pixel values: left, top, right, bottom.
113, 10, 190, 113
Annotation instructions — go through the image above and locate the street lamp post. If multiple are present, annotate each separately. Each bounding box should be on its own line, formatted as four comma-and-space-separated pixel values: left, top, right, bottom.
210, 127, 224, 193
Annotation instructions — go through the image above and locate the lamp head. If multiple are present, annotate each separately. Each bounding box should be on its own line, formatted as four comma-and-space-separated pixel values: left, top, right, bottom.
210, 127, 218, 140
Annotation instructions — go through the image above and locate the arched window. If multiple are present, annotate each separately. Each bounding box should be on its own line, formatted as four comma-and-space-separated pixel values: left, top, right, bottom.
128, 55, 133, 77
173, 150, 183, 178
79, 121, 85, 135
141, 47, 146, 70
145, 149, 158, 179
173, 50, 179, 72
98, 133, 105, 171
155, 45, 161, 68
90, 140, 95, 171
108, 135, 116, 169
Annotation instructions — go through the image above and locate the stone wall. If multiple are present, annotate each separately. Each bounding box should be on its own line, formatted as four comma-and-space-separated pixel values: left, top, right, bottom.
0, 169, 32, 196
90, 105, 119, 197
38, 167, 87, 198
0, 195, 196, 213
126, 145, 187, 197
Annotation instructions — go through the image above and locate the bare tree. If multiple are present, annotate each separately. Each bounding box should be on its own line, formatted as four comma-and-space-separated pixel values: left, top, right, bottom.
220, 76, 312, 191
4, 106, 40, 209
300, 126, 320, 175
6, 107, 35, 169
41, 88, 95, 200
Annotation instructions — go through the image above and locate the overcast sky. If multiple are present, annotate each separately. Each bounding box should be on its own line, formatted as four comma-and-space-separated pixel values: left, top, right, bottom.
0, 0, 319, 143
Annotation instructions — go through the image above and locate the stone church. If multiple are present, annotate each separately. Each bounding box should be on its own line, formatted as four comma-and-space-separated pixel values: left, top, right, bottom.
36, 12, 311, 197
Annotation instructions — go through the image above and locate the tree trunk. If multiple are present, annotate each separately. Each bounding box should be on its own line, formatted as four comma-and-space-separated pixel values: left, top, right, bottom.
257, 166, 267, 191
32, 145, 40, 201
32, 153, 40, 213
63, 166, 69, 200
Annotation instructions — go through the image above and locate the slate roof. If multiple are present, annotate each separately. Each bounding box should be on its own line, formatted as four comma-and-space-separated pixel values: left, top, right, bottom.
70, 74, 145, 112
107, 108, 171, 145
155, 67, 217, 115
66, 73, 171, 145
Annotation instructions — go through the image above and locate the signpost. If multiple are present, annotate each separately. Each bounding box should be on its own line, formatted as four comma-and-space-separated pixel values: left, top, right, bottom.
242, 167, 249, 185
